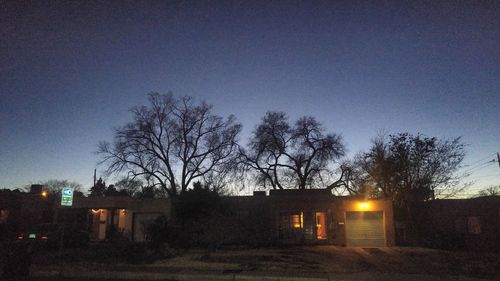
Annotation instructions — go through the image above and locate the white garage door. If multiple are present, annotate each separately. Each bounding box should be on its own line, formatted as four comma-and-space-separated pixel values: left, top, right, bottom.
345, 211, 385, 247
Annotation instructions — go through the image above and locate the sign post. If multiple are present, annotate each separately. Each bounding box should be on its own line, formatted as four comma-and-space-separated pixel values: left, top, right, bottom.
61, 187, 74, 207
58, 187, 73, 260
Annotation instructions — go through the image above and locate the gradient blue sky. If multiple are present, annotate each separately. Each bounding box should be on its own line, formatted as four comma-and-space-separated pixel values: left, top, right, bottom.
1, 1, 499, 195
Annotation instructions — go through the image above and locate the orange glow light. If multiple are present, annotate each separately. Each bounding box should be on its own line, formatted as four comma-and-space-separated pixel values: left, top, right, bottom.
91, 209, 101, 214
41, 191, 48, 198
357, 201, 371, 210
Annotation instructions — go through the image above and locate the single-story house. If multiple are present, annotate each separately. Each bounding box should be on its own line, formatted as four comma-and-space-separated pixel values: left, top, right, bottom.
413, 195, 500, 251
58, 189, 395, 247
0, 186, 54, 239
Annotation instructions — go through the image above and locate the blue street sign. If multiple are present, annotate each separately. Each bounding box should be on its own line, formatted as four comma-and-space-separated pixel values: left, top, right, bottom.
63, 188, 73, 196
61, 187, 74, 206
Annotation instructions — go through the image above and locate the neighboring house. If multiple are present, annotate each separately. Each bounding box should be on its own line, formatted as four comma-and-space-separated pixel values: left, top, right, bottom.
414, 196, 500, 251
0, 186, 53, 240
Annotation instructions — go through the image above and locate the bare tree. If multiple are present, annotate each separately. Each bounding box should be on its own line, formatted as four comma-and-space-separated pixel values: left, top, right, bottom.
113, 177, 143, 196
240, 112, 345, 190
98, 93, 241, 197
113, 177, 166, 198
477, 185, 500, 197
351, 133, 467, 205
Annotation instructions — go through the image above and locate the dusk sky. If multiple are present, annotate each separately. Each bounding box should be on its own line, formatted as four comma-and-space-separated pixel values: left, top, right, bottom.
1, 1, 498, 195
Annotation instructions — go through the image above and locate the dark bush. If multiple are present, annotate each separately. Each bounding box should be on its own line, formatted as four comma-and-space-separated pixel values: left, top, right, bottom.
1, 242, 33, 280
147, 182, 235, 249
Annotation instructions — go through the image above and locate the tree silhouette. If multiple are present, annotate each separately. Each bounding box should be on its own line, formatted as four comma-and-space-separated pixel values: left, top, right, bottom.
351, 133, 466, 205
113, 177, 163, 198
240, 111, 345, 190
23, 179, 82, 196
98, 93, 241, 197
88, 177, 106, 197
477, 185, 500, 197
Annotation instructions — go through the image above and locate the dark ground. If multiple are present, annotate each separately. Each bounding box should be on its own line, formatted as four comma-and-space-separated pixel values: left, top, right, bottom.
2, 242, 500, 280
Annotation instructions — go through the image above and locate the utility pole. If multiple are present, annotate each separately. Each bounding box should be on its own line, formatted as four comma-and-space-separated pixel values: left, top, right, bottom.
497, 153, 500, 170
93, 169, 97, 187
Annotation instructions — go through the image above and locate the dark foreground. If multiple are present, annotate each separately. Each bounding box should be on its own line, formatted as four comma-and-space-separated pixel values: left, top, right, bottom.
2, 243, 499, 281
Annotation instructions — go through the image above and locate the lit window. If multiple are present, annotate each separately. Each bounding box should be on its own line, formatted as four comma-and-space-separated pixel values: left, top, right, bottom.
290, 213, 303, 229
0, 210, 9, 223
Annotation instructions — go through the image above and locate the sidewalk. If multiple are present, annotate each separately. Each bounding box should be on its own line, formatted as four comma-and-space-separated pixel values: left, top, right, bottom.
31, 264, 489, 281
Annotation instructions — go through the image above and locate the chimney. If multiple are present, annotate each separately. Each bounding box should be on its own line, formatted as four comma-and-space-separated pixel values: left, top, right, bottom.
253, 191, 266, 197
30, 184, 43, 194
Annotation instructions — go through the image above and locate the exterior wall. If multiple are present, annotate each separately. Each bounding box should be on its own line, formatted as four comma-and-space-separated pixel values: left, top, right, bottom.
268, 190, 335, 244
264, 190, 395, 246
59, 197, 171, 241
0, 189, 54, 240
223, 195, 274, 244
54, 190, 396, 247
414, 196, 500, 251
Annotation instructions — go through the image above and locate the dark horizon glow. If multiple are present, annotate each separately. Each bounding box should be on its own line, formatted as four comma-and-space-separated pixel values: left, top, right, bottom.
1, 1, 498, 195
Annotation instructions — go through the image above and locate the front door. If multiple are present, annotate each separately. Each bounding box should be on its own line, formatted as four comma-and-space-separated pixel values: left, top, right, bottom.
98, 209, 107, 240
315, 212, 327, 240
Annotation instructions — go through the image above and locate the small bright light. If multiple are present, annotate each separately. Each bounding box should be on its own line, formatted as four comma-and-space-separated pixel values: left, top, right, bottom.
91, 209, 101, 214
357, 201, 371, 210
41, 191, 48, 197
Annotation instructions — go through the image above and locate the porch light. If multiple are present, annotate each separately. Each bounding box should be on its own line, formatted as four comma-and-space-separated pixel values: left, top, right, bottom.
91, 209, 101, 214
357, 201, 371, 211
41, 191, 48, 198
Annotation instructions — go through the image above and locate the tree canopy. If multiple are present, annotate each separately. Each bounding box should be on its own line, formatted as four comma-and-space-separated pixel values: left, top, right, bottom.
97, 93, 470, 199
240, 111, 346, 190
351, 133, 466, 206
98, 93, 242, 197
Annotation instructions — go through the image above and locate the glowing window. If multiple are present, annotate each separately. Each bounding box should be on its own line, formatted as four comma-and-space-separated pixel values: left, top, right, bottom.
0, 210, 9, 223
290, 213, 303, 229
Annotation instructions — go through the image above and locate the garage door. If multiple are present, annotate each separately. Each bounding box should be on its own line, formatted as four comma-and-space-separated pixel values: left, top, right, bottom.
345, 211, 385, 247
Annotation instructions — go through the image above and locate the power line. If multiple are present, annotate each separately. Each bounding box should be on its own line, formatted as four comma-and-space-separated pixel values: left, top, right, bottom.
461, 160, 495, 174
463, 157, 496, 172
467, 174, 500, 180
464, 153, 497, 168
462, 161, 495, 175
